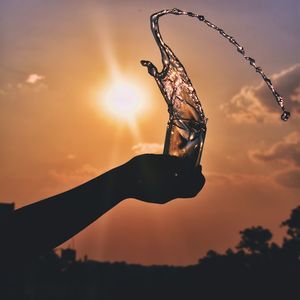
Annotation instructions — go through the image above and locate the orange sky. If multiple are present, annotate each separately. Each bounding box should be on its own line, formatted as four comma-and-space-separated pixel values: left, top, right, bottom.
0, 0, 299, 265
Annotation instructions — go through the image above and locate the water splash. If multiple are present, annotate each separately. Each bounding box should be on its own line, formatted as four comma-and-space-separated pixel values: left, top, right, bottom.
141, 8, 291, 165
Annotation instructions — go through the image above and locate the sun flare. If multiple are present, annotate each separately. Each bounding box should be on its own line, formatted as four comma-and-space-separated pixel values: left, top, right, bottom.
100, 75, 147, 124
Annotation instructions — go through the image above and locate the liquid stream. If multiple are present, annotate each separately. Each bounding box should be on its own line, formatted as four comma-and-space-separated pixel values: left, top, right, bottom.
141, 8, 290, 165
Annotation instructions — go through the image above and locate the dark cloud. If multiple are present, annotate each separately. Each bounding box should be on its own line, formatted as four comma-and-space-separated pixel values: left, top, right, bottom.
274, 169, 300, 189
250, 131, 300, 189
222, 64, 300, 123
251, 131, 300, 167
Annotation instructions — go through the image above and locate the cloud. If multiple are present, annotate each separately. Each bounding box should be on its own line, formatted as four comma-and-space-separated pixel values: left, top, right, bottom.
274, 168, 300, 189
221, 64, 300, 123
206, 172, 269, 187
132, 143, 163, 155
251, 131, 300, 167
250, 131, 300, 189
26, 73, 45, 84
0, 80, 47, 97
49, 164, 99, 188
66, 154, 76, 160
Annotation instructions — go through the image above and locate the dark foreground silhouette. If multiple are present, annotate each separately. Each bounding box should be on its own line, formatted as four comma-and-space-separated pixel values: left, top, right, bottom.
0, 206, 299, 300
0, 154, 204, 268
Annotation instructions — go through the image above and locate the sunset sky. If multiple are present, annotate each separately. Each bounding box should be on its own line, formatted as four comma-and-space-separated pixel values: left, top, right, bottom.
0, 0, 299, 265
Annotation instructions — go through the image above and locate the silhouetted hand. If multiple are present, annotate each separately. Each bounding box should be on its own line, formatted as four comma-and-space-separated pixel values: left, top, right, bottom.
122, 154, 205, 204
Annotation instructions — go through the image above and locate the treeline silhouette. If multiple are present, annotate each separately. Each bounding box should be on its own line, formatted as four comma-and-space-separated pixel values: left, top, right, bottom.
1, 205, 300, 300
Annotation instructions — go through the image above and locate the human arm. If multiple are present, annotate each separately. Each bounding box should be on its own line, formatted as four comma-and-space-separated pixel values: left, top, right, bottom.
0, 154, 205, 263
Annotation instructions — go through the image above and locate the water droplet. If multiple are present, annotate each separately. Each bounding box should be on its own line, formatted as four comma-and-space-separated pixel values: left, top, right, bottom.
172, 8, 181, 15
237, 46, 245, 55
246, 57, 256, 66
197, 15, 205, 21
264, 78, 272, 86
281, 111, 291, 121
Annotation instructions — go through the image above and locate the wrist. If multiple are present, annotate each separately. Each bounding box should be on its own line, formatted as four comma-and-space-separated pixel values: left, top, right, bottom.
106, 163, 132, 202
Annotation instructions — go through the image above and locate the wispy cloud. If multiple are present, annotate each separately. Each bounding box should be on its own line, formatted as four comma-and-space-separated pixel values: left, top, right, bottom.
249, 131, 300, 189
273, 168, 300, 189
66, 154, 76, 160
250, 131, 300, 167
221, 64, 300, 123
132, 143, 163, 155
206, 172, 269, 187
49, 164, 99, 187
0, 77, 47, 97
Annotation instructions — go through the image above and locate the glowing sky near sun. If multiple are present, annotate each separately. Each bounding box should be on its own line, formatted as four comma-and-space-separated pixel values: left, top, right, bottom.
0, 0, 299, 265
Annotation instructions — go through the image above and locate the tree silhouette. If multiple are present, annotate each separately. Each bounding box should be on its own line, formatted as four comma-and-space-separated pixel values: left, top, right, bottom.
236, 226, 273, 255
282, 206, 300, 239
281, 206, 300, 260
1, 205, 300, 300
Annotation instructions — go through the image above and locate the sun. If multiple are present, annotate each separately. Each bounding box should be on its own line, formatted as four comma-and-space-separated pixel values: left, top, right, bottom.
100, 75, 147, 124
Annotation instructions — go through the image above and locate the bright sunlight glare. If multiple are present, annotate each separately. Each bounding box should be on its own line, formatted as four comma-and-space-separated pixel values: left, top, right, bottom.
100, 76, 147, 124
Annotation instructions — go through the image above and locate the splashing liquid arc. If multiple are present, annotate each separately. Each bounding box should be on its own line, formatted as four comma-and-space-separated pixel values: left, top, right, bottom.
141, 8, 291, 166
